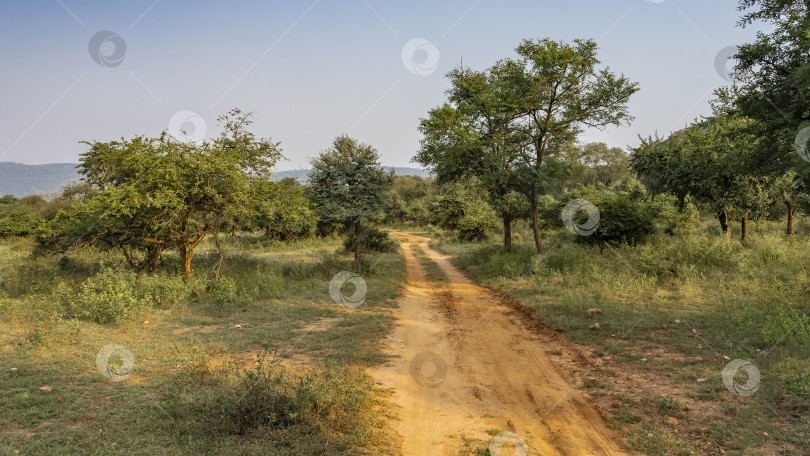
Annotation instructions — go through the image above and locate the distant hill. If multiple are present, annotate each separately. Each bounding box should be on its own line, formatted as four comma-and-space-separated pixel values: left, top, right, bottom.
0, 163, 80, 198
0, 163, 431, 197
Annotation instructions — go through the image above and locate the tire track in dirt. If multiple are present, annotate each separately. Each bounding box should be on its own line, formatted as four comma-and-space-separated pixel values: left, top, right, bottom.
371, 232, 637, 455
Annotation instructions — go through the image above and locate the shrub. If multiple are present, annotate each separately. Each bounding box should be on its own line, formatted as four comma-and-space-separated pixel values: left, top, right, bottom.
0, 203, 34, 237
172, 352, 377, 439
572, 189, 656, 246
456, 203, 499, 241
56, 268, 148, 324
343, 226, 397, 253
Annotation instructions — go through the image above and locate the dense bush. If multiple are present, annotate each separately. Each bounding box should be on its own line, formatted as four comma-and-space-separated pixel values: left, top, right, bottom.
0, 200, 34, 237
343, 226, 397, 253
456, 202, 499, 241
54, 268, 155, 324
430, 179, 500, 240
564, 185, 656, 246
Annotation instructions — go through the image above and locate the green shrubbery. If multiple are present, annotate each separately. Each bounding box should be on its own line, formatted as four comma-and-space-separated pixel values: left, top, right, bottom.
53, 268, 194, 324
430, 179, 499, 241
562, 184, 656, 246
343, 226, 397, 253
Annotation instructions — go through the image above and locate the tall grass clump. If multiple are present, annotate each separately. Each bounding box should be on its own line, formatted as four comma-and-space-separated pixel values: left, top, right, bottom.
166, 351, 382, 448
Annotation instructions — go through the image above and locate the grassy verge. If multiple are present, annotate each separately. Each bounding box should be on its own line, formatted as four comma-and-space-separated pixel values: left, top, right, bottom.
0, 234, 404, 455
436, 220, 810, 456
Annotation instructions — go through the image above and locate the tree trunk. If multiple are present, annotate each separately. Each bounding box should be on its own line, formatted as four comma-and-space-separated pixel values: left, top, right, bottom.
741, 211, 749, 243
696, 204, 703, 223
178, 243, 193, 281
786, 199, 795, 235
530, 189, 542, 254
502, 212, 512, 252
719, 210, 730, 242
354, 221, 362, 267
499, 184, 512, 252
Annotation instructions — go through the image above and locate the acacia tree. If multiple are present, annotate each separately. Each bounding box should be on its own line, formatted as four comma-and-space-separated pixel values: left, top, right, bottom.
307, 135, 391, 266
501, 38, 639, 253
38, 109, 282, 279
415, 66, 528, 251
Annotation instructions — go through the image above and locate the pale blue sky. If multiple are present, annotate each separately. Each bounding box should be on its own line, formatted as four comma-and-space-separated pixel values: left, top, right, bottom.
0, 0, 762, 169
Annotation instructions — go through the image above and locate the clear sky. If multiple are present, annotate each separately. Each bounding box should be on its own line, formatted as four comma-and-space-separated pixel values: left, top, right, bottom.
0, 0, 762, 170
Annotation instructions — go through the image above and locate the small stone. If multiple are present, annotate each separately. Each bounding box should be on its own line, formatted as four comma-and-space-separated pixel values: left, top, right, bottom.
723, 355, 731, 361
667, 417, 679, 426
697, 378, 707, 383
692, 329, 698, 334
589, 323, 601, 330
143, 320, 149, 324
763, 431, 768, 437
640, 358, 648, 362
610, 334, 616, 337
611, 400, 622, 408
674, 319, 681, 324
587, 308, 602, 316
39, 386, 52, 392
233, 324, 242, 329
10, 368, 17, 372
647, 433, 654, 438
697, 345, 703, 350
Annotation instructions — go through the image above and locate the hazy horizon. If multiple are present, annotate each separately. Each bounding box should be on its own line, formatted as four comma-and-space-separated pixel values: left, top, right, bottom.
1, 1, 762, 168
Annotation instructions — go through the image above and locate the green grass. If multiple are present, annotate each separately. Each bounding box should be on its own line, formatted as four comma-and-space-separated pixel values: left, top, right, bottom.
436, 219, 810, 455
410, 243, 448, 283
0, 233, 405, 455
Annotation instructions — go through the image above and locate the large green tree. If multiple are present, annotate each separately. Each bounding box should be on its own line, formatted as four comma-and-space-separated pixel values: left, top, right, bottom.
414, 65, 526, 250
498, 38, 639, 253
307, 135, 392, 266
39, 109, 282, 279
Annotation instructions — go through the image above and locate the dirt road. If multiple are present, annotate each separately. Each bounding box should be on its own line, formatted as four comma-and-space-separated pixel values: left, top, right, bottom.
372, 233, 636, 456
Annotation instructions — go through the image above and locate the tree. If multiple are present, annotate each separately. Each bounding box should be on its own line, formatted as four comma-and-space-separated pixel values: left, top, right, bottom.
251, 178, 317, 241
307, 135, 392, 266
560, 142, 632, 188
384, 175, 434, 227
499, 38, 639, 253
38, 109, 282, 279
415, 65, 526, 251
632, 90, 775, 242
735, 0, 810, 234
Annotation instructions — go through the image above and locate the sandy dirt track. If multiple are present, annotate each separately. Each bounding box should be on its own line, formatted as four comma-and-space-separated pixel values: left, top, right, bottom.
371, 232, 637, 456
